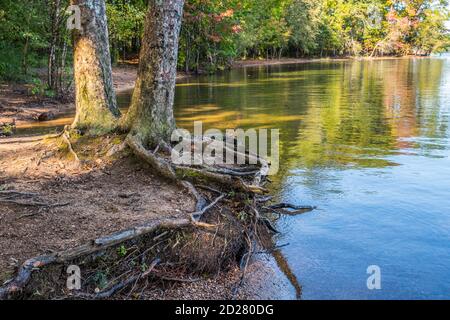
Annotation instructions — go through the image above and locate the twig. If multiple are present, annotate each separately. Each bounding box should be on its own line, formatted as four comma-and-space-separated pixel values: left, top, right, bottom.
0, 190, 38, 197
190, 194, 225, 223
95, 258, 160, 299
0, 199, 70, 207
264, 203, 316, 216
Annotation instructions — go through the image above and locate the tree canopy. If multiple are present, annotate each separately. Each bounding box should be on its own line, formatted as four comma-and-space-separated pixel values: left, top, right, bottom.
0, 0, 449, 81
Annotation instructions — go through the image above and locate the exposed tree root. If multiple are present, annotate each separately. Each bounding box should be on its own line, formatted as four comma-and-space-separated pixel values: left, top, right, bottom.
0, 132, 317, 300
90, 258, 161, 299
126, 134, 269, 196
0, 190, 38, 197
62, 131, 80, 163
0, 199, 70, 208
124, 132, 317, 299
0, 189, 70, 209
264, 203, 317, 216
191, 193, 225, 222
0, 218, 214, 299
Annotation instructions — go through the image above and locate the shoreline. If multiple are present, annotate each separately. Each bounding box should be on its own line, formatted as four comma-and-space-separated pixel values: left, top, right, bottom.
0, 134, 296, 300
0, 54, 433, 299
1, 55, 433, 130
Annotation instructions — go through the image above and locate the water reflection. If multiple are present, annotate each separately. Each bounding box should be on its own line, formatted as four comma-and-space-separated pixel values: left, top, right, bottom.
173, 58, 450, 299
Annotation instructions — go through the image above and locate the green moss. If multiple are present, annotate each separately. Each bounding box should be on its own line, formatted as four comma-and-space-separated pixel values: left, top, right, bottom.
0, 123, 15, 136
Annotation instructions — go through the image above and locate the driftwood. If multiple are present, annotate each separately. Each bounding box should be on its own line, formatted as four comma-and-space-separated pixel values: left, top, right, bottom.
265, 203, 316, 216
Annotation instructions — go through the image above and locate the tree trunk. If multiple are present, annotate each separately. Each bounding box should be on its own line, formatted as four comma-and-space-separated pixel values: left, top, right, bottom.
125, 0, 184, 146
48, 0, 62, 92
22, 36, 29, 75
71, 0, 120, 135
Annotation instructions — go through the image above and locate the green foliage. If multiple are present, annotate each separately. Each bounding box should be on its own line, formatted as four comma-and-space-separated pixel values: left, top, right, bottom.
0, 45, 23, 81
0, 123, 15, 136
92, 271, 108, 290
0, 0, 448, 79
238, 211, 248, 221
179, 0, 243, 72
117, 245, 128, 257
0, 0, 50, 80
285, 0, 319, 56
176, 0, 449, 69
106, 0, 147, 63
29, 78, 56, 98
0, 0, 73, 94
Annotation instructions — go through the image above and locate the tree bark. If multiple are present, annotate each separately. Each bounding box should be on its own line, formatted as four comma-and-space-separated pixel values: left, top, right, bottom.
71, 0, 120, 134
124, 0, 184, 146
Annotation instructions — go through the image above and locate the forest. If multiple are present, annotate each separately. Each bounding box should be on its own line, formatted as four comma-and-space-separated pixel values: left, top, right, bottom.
1, 0, 449, 87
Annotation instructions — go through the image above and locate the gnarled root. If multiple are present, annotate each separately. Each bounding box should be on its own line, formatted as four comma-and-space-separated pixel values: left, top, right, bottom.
0, 218, 214, 299
126, 133, 270, 224
264, 203, 317, 216
123, 132, 317, 299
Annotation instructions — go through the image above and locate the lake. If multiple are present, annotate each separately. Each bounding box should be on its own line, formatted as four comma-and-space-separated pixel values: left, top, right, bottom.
170, 57, 450, 299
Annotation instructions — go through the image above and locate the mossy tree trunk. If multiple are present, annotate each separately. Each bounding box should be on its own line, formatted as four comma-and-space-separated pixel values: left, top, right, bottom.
125, 0, 184, 147
71, 0, 120, 135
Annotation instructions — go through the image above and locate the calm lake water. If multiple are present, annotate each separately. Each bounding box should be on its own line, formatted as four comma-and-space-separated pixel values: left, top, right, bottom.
18, 57, 450, 299
171, 57, 450, 299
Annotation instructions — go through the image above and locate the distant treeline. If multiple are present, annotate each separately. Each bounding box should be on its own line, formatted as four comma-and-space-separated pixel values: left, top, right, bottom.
1, 0, 449, 84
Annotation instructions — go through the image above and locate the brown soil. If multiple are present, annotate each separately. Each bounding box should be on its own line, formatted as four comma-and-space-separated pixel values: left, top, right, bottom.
0, 135, 295, 300
0, 61, 299, 300
0, 65, 189, 128
144, 254, 296, 300
0, 135, 194, 283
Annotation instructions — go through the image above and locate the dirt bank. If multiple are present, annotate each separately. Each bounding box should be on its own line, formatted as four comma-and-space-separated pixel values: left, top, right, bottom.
0, 134, 296, 300
0, 66, 189, 130
0, 135, 194, 281
0, 59, 307, 299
